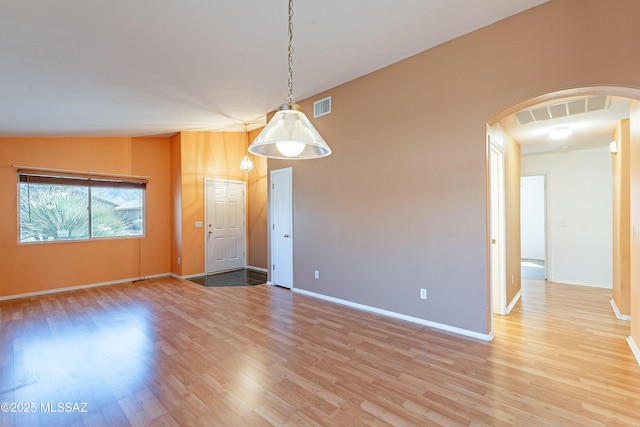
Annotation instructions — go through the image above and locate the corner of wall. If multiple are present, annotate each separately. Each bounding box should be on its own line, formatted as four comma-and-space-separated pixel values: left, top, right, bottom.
170, 133, 183, 276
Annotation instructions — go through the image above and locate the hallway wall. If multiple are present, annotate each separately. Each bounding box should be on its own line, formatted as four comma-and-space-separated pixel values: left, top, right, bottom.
522, 147, 612, 288
521, 175, 545, 261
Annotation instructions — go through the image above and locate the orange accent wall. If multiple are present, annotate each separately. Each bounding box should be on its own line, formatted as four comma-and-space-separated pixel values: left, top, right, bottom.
612, 120, 631, 316
172, 131, 267, 277
0, 137, 171, 298
170, 133, 183, 276
630, 100, 640, 347
505, 132, 521, 305
1, 132, 268, 298
247, 128, 268, 269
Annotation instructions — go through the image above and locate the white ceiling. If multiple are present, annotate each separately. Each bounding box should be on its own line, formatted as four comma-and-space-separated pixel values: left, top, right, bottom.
0, 0, 547, 137
501, 96, 630, 155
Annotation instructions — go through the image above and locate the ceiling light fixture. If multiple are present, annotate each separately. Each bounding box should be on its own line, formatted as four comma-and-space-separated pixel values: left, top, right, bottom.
549, 128, 573, 140
248, 0, 331, 160
239, 124, 254, 172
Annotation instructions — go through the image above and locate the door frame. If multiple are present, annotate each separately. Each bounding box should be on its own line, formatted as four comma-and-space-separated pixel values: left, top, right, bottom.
489, 138, 507, 316
520, 173, 549, 281
204, 178, 247, 275
268, 167, 293, 288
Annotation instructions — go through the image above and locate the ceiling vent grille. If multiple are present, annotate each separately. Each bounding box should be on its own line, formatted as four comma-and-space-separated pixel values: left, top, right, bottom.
314, 96, 331, 118
515, 95, 610, 125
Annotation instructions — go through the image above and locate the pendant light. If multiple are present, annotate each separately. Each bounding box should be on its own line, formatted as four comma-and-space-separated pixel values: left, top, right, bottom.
239, 124, 254, 172
248, 0, 331, 160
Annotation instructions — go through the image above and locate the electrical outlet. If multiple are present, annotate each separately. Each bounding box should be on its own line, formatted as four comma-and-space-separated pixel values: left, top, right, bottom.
177, 257, 181, 265
420, 288, 427, 299
314, 270, 319, 279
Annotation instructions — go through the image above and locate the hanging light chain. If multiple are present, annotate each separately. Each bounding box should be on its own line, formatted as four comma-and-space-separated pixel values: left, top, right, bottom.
248, 0, 331, 159
287, 0, 294, 105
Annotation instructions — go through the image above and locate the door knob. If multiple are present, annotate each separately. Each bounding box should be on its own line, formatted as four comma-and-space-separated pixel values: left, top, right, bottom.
284, 234, 290, 238
209, 231, 213, 235
491, 239, 496, 244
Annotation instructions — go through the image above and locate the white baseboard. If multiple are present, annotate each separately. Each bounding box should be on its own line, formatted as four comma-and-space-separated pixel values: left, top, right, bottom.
173, 272, 206, 279
292, 288, 494, 342
627, 336, 640, 366
610, 298, 631, 321
247, 266, 268, 273
506, 288, 523, 315
170, 272, 200, 280
552, 279, 612, 289
0, 273, 171, 301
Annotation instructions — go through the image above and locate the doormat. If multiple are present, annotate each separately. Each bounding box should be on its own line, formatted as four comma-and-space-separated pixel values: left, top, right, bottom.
188, 269, 267, 287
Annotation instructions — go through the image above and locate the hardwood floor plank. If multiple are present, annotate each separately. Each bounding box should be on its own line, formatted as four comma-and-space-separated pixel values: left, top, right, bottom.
1, 277, 640, 426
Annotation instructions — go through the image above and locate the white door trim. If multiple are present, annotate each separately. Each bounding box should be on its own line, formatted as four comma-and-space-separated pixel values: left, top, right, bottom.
269, 167, 293, 289
204, 178, 247, 275
489, 140, 507, 316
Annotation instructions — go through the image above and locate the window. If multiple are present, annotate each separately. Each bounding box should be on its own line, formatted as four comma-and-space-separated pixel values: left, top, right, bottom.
18, 171, 146, 243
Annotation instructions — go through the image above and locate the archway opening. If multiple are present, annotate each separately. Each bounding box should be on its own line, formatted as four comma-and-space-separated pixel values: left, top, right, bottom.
487, 86, 640, 326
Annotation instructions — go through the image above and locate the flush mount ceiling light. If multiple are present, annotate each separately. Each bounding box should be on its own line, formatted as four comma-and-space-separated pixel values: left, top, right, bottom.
239, 124, 254, 172
549, 128, 573, 140
248, 0, 331, 160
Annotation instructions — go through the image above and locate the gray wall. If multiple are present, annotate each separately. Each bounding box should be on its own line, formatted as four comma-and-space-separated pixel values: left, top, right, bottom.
268, 0, 640, 335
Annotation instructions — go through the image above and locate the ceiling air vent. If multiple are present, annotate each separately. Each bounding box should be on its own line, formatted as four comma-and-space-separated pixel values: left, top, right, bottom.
515, 96, 610, 125
314, 96, 331, 118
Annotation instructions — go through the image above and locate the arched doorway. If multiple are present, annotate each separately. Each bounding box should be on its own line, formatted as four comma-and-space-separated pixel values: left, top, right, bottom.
487, 86, 640, 324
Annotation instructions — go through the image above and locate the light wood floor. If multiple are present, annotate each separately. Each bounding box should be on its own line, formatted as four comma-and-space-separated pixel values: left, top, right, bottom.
1, 277, 639, 426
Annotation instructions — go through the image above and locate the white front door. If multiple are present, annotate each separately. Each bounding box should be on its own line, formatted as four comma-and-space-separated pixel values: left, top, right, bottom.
270, 168, 293, 289
205, 179, 246, 274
